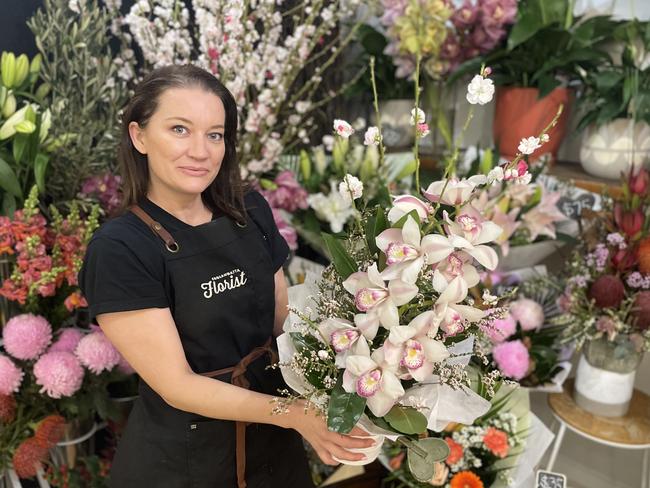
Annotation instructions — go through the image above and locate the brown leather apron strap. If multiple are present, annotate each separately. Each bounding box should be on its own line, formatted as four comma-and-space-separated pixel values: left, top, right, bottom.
129, 205, 180, 253
200, 337, 278, 488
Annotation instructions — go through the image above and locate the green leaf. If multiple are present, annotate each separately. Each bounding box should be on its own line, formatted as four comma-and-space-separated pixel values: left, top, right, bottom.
365, 205, 388, 255
436, 111, 452, 149
12, 133, 28, 165
479, 148, 494, 174
1, 192, 16, 216
407, 437, 451, 482
321, 233, 358, 279
0, 156, 22, 197
327, 376, 366, 434
392, 209, 421, 230
384, 405, 427, 435
33, 153, 48, 193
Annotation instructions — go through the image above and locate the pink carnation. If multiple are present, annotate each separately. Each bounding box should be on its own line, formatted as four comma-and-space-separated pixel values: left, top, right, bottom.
33, 351, 84, 398
510, 298, 544, 331
0, 355, 24, 395
75, 331, 121, 374
493, 340, 530, 380
49, 328, 84, 353
485, 313, 517, 342
3, 314, 52, 360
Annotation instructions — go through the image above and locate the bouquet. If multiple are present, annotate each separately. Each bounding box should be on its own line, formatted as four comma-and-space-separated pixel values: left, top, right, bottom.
274, 62, 562, 481
556, 167, 650, 351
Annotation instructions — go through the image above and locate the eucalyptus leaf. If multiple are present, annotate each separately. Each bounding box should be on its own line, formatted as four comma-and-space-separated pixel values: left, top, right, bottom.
385, 405, 427, 435
407, 437, 451, 482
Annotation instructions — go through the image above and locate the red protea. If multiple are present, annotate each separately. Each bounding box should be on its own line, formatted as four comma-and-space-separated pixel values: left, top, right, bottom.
588, 275, 626, 308
632, 291, 650, 330
12, 437, 48, 478
0, 394, 16, 423
638, 238, 650, 274
34, 414, 66, 448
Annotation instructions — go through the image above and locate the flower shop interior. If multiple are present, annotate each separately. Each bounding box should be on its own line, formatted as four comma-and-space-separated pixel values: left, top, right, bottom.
1, 0, 650, 487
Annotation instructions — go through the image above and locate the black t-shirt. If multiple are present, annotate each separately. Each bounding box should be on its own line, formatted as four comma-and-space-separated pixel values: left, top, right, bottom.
78, 190, 289, 323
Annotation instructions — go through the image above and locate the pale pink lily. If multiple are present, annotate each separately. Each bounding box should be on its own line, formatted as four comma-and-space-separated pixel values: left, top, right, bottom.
376, 216, 445, 284
490, 205, 521, 256
318, 318, 370, 368
384, 311, 450, 381
387, 195, 433, 224
343, 263, 419, 335
521, 190, 566, 241
423, 175, 487, 206
343, 347, 404, 417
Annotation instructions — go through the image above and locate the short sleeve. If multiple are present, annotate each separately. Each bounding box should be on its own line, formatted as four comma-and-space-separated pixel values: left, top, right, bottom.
79, 236, 169, 322
246, 191, 291, 272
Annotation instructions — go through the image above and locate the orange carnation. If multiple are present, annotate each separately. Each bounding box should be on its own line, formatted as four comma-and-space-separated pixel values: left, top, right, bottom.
483, 427, 509, 458
445, 437, 463, 465
450, 470, 484, 488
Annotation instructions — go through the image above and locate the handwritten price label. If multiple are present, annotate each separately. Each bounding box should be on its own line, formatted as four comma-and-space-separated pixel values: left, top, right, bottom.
556, 193, 597, 220
536, 470, 567, 488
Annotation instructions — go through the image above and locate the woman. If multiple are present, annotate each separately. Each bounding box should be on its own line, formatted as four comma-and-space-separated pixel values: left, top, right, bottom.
79, 64, 373, 488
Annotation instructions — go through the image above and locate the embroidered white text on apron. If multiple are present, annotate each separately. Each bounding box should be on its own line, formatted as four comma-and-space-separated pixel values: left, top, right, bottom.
201, 268, 248, 299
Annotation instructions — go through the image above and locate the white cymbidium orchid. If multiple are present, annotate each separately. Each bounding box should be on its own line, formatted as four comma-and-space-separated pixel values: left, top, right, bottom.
343, 347, 404, 417
387, 195, 433, 224
432, 278, 486, 336
376, 216, 445, 284
343, 263, 419, 336
318, 318, 370, 368
423, 175, 487, 206
384, 311, 450, 381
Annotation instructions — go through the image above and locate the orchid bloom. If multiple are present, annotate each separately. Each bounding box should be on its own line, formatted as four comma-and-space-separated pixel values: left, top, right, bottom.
423, 175, 487, 206
342, 263, 419, 336
521, 190, 566, 241
387, 195, 433, 224
384, 311, 450, 381
343, 347, 404, 417
376, 216, 448, 284
318, 318, 370, 368
432, 279, 486, 336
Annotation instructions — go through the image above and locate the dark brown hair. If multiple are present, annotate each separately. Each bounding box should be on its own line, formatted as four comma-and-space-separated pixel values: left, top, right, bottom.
117, 64, 249, 222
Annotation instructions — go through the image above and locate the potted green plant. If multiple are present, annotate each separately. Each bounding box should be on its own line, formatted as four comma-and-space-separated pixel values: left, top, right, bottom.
452, 0, 613, 162
577, 19, 650, 179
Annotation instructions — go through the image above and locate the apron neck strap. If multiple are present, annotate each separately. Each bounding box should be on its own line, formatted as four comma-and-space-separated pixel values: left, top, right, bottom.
130, 205, 180, 253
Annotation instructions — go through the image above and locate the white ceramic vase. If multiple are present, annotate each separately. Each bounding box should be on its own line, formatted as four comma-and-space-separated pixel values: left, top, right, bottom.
580, 118, 650, 180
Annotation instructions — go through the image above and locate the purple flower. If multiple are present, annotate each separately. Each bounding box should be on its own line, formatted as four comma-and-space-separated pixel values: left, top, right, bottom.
493, 340, 530, 380
33, 351, 84, 398
480, 0, 517, 27
79, 173, 123, 214
380, 0, 409, 26
261, 171, 308, 213
3, 314, 52, 361
452, 1, 479, 29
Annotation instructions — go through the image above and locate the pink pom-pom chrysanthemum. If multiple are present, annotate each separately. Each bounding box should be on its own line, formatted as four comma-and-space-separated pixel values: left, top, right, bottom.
75, 331, 120, 374
0, 355, 24, 395
492, 340, 530, 381
33, 351, 84, 398
3, 314, 52, 360
509, 298, 544, 331
484, 313, 517, 342
49, 328, 84, 353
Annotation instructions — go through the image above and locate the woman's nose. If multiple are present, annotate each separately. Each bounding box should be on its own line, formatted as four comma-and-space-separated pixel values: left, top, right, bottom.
187, 134, 210, 160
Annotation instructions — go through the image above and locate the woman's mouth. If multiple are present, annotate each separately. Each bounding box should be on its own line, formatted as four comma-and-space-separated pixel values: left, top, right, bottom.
178, 166, 209, 177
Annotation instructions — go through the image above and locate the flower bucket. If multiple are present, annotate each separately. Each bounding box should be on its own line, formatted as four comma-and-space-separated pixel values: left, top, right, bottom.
48, 419, 98, 469
493, 86, 572, 163
497, 239, 564, 272
579, 119, 650, 180
574, 335, 644, 417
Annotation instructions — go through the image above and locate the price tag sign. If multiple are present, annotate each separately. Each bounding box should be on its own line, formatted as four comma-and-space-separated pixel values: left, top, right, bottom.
536, 469, 566, 488
557, 193, 597, 220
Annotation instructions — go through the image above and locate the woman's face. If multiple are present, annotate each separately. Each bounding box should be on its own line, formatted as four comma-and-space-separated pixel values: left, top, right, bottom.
129, 86, 226, 199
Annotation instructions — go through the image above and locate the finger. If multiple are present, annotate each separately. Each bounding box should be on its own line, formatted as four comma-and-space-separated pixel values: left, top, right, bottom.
349, 426, 372, 437
331, 432, 376, 449
324, 442, 367, 463
317, 449, 340, 466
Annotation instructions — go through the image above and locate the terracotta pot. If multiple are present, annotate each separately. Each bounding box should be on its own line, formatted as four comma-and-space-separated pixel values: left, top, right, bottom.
493, 86, 573, 162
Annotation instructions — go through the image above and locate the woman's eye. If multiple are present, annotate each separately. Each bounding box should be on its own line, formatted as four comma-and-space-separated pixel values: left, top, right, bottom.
172, 125, 187, 135
208, 132, 224, 142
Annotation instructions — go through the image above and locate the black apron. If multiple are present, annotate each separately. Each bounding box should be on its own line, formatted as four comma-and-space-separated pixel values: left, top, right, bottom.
109, 205, 313, 488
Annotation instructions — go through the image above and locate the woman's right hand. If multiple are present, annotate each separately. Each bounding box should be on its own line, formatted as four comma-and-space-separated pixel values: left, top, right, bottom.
286, 400, 377, 466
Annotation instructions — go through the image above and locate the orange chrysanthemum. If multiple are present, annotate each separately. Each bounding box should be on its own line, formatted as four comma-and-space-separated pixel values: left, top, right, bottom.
450, 470, 484, 488
34, 414, 66, 448
445, 437, 463, 465
483, 427, 509, 458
